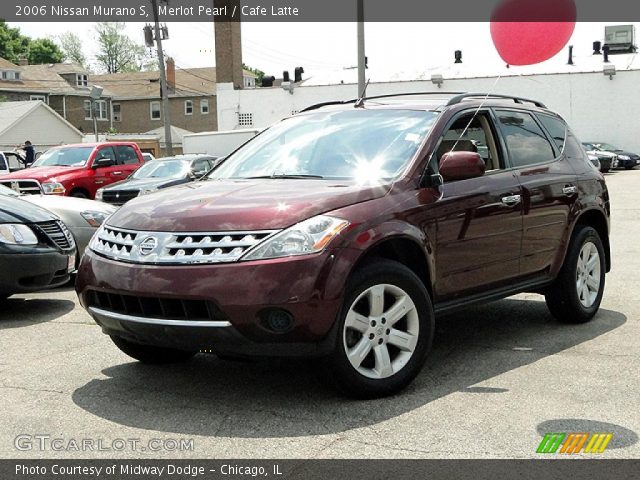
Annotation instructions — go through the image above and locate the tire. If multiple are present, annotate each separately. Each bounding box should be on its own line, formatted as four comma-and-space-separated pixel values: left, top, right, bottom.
110, 336, 196, 364
624, 165, 634, 170
545, 226, 606, 323
601, 166, 610, 173
322, 259, 434, 399
70, 190, 88, 199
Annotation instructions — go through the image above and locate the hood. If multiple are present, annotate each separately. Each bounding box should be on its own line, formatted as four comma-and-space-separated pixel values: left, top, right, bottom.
108, 179, 391, 231
1, 165, 86, 182
23, 194, 116, 215
0, 194, 58, 223
102, 177, 187, 192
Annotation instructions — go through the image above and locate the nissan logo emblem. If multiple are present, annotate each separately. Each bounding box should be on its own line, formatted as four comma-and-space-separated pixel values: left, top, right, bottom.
138, 237, 158, 256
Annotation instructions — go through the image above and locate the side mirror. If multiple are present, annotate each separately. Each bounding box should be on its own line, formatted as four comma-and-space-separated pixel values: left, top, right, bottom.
93, 157, 115, 169
439, 151, 485, 182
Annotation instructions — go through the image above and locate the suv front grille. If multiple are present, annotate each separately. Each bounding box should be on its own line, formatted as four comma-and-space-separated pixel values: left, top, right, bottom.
0, 179, 42, 195
35, 220, 75, 250
92, 225, 278, 264
86, 290, 227, 321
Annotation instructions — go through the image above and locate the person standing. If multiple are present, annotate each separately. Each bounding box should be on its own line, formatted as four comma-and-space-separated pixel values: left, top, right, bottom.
21, 141, 35, 167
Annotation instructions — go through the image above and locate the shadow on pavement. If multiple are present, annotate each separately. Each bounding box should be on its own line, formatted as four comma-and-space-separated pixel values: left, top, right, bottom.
0, 296, 75, 330
72, 298, 626, 438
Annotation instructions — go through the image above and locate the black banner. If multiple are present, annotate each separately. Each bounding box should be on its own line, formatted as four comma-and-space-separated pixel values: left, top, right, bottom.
3, 460, 640, 480
4, 0, 640, 22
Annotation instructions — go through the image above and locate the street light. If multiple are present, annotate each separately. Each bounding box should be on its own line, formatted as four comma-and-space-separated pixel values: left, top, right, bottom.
90, 85, 104, 142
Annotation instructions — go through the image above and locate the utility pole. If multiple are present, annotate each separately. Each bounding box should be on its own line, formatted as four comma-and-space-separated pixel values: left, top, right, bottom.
150, 0, 173, 156
357, 0, 366, 96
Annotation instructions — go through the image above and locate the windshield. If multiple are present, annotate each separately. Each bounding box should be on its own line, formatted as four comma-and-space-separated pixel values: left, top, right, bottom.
0, 184, 20, 197
132, 160, 189, 179
596, 143, 619, 151
32, 146, 94, 167
210, 109, 438, 181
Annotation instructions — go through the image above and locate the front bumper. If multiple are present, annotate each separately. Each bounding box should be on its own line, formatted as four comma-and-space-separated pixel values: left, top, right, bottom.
0, 250, 74, 295
76, 248, 354, 356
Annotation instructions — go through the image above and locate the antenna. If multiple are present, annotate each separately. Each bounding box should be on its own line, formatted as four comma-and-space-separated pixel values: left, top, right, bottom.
354, 78, 370, 108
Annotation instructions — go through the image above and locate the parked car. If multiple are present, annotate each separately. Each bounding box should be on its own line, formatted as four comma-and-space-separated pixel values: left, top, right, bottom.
583, 142, 639, 170
96, 154, 220, 206
0, 150, 29, 176
76, 93, 610, 398
142, 153, 156, 163
0, 142, 145, 199
582, 143, 617, 173
0, 185, 115, 264
1, 194, 76, 300
586, 152, 601, 171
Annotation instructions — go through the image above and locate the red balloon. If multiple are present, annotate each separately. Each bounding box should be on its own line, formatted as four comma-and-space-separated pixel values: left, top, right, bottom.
490, 0, 576, 66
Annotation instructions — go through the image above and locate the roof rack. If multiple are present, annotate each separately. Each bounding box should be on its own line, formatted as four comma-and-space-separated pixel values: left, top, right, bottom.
300, 91, 466, 113
446, 93, 547, 109
300, 91, 547, 113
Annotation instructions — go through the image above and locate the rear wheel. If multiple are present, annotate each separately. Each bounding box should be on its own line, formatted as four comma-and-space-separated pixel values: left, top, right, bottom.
110, 336, 196, 364
70, 190, 88, 199
323, 259, 434, 399
545, 226, 606, 323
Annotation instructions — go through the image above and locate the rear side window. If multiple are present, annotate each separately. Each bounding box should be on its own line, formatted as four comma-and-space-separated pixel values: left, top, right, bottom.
115, 145, 140, 165
0, 154, 7, 170
536, 114, 567, 152
496, 110, 556, 168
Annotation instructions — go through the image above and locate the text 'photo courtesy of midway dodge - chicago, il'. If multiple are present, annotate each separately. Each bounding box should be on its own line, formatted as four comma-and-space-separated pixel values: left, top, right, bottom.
76, 92, 611, 399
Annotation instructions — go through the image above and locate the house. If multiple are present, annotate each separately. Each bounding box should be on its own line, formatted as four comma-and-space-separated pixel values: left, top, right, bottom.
0, 100, 83, 151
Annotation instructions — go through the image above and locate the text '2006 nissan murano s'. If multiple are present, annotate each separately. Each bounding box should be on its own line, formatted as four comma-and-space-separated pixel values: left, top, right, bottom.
76, 93, 610, 398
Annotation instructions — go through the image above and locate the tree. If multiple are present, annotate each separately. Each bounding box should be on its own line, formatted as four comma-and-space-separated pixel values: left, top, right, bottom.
57, 32, 87, 67
242, 63, 265, 84
94, 22, 148, 73
28, 39, 63, 65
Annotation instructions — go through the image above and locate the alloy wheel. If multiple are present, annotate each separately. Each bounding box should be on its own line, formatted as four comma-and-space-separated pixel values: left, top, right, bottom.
576, 241, 601, 308
343, 283, 419, 379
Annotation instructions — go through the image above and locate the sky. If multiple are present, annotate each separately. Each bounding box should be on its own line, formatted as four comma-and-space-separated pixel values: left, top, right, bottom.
12, 22, 638, 81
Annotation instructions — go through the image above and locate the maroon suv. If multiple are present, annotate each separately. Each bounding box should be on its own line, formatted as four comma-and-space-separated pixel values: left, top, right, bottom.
76, 93, 610, 398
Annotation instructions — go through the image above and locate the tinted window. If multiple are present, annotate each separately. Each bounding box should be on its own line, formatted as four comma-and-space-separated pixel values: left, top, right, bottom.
536, 114, 567, 152
0, 154, 7, 170
496, 111, 556, 167
97, 147, 117, 163
115, 145, 140, 165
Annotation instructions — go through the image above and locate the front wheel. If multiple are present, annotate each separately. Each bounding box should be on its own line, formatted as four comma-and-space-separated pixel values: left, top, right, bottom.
110, 336, 196, 364
323, 259, 434, 399
545, 226, 606, 323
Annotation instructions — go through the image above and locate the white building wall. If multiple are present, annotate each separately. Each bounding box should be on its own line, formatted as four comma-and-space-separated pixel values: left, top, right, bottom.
217, 69, 640, 152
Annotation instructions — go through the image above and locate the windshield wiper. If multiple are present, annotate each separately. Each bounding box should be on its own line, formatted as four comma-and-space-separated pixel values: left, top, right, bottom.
244, 173, 325, 180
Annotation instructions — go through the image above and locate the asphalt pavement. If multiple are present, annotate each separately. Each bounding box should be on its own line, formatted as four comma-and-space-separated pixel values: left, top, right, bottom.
1, 169, 638, 459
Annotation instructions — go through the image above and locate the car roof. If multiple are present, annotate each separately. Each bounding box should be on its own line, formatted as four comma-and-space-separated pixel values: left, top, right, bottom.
50, 142, 139, 149
153, 154, 216, 162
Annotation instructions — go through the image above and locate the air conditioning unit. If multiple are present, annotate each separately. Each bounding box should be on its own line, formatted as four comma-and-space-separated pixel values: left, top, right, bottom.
603, 25, 637, 54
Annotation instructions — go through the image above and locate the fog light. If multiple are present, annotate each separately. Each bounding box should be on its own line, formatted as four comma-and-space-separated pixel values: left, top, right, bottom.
260, 308, 294, 333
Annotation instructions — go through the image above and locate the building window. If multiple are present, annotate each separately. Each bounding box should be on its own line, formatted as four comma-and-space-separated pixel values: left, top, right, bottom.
112, 103, 121, 122
76, 74, 88, 87
150, 101, 161, 120
84, 100, 92, 120
238, 113, 253, 127
84, 100, 108, 120
30, 95, 47, 103
185, 100, 193, 115
200, 99, 209, 115
15, 71, 20, 80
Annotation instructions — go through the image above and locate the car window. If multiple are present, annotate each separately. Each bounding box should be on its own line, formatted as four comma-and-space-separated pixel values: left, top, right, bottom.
32, 146, 94, 167
192, 158, 210, 175
115, 145, 140, 165
97, 146, 117, 163
436, 111, 503, 172
0, 153, 7, 171
132, 160, 188, 179
495, 110, 556, 168
536, 114, 567, 152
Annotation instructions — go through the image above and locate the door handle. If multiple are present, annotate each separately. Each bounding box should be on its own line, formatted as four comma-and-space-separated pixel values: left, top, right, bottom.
112, 171, 122, 175
501, 194, 521, 206
562, 185, 578, 196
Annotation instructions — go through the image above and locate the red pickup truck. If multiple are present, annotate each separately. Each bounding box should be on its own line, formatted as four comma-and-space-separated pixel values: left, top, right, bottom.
0, 142, 145, 199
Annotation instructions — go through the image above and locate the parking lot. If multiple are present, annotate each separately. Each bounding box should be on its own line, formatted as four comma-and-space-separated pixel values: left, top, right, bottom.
1, 169, 639, 460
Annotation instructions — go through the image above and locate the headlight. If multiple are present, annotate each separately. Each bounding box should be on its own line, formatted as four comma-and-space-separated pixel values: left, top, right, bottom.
95, 188, 104, 201
618, 155, 630, 160
81, 210, 111, 227
138, 187, 158, 196
0, 224, 38, 245
41, 181, 65, 195
242, 215, 349, 261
